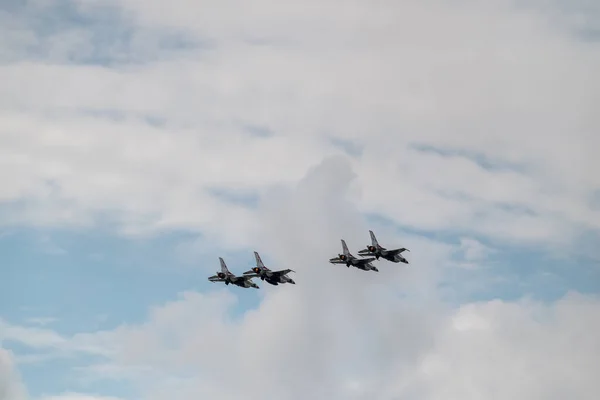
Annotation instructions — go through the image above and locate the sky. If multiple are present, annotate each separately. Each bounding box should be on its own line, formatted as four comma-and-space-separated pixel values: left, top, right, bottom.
1, 0, 599, 399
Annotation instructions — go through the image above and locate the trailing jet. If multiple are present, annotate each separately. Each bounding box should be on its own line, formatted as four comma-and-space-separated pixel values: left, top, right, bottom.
208, 257, 260, 289
242, 251, 295, 285
357, 230, 409, 264
329, 239, 378, 271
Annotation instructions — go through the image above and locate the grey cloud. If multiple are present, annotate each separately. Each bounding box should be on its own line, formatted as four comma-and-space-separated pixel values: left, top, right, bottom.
243, 124, 275, 138
0, 0, 598, 252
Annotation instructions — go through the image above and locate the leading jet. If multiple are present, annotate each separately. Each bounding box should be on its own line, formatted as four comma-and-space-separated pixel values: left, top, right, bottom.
329, 239, 378, 272
242, 251, 296, 285
208, 257, 260, 289
357, 230, 410, 264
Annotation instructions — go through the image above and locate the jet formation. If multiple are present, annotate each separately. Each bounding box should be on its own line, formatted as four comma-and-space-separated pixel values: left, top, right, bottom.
208, 252, 295, 289
329, 230, 409, 272
208, 230, 409, 289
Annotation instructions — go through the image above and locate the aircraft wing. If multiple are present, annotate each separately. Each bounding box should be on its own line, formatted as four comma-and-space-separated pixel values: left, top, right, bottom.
355, 257, 375, 264
242, 269, 257, 275
234, 274, 258, 282
329, 257, 347, 264
208, 275, 225, 282
270, 269, 294, 277
357, 248, 373, 256
389, 247, 409, 255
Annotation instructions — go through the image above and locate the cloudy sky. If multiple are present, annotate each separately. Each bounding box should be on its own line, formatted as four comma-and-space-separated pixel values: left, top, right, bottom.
1, 1, 599, 399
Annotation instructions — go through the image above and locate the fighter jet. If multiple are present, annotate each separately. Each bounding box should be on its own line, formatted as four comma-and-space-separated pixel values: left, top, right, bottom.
242, 251, 295, 285
208, 257, 260, 289
329, 239, 378, 271
357, 230, 410, 264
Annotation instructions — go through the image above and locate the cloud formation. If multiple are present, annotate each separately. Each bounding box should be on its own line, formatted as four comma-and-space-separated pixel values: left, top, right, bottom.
3, 158, 600, 399
0, 0, 598, 249
0, 349, 27, 400
1, 0, 599, 399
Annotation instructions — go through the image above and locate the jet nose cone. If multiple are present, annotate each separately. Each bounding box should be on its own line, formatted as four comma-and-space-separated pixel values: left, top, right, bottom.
372, 267, 379, 272
289, 280, 296, 284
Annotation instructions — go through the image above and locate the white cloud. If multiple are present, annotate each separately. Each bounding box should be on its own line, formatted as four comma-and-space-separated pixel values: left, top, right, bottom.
37, 394, 122, 400
406, 293, 600, 400
0, 320, 67, 349
24, 318, 58, 327
4, 158, 600, 400
0, 318, 112, 360
0, 0, 597, 251
0, 348, 27, 400
455, 237, 495, 268
1, 1, 599, 399
8, 290, 600, 399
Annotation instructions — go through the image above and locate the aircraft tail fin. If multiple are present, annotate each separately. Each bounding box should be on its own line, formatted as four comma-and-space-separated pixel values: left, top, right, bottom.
369, 230, 379, 247
341, 239, 350, 256
254, 251, 267, 270
219, 257, 230, 274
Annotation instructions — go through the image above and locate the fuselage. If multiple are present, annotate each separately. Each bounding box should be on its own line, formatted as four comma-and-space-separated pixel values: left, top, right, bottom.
388, 253, 408, 263
364, 246, 408, 264
355, 262, 378, 271
275, 274, 295, 284
251, 267, 295, 285
379, 252, 407, 263
375, 252, 406, 263
217, 272, 258, 288
235, 279, 258, 288
338, 254, 378, 271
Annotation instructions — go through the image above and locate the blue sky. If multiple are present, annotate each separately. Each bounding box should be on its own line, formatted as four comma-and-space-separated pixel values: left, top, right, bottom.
2, 227, 264, 398
1, 1, 599, 400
